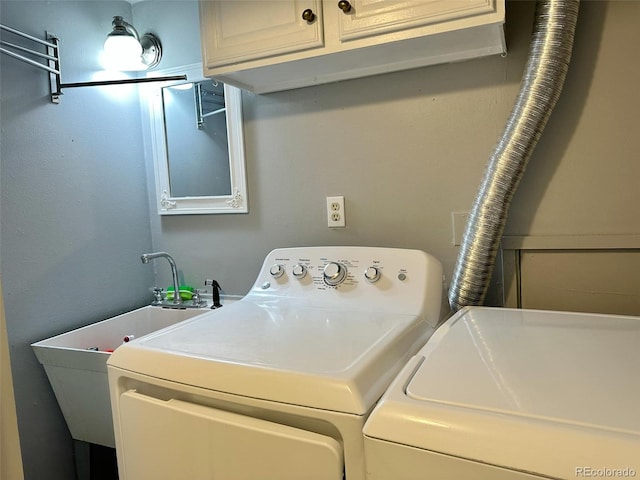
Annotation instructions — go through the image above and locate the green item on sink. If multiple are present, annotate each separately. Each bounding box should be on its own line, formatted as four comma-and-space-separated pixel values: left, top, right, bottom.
166, 285, 194, 300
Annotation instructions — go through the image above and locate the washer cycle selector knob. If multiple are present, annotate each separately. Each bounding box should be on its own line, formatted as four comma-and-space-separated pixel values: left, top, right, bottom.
292, 264, 307, 279
323, 262, 347, 286
269, 264, 285, 279
364, 266, 381, 283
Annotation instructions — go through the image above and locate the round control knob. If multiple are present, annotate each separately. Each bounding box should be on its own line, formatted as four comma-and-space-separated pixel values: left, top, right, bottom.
364, 266, 381, 283
269, 264, 285, 279
323, 262, 347, 286
292, 264, 307, 279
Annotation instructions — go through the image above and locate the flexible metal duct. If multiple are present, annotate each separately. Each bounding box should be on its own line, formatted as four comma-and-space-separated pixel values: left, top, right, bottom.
448, 0, 580, 312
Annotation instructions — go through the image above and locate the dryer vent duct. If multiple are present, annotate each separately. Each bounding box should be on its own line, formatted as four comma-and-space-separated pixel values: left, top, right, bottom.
448, 0, 580, 313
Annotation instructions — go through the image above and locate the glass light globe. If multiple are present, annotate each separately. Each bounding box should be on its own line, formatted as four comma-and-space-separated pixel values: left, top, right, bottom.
103, 34, 146, 71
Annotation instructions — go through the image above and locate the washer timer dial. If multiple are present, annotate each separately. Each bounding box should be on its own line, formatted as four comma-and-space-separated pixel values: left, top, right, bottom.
323, 262, 347, 286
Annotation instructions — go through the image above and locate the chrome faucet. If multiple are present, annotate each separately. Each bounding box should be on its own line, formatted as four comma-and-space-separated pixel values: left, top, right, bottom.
141, 252, 182, 306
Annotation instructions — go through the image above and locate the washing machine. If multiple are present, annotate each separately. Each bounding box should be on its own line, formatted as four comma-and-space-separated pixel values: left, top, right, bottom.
107, 246, 444, 480
363, 306, 640, 479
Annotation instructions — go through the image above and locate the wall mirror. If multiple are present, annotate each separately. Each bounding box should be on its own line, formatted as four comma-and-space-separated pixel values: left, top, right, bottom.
142, 63, 248, 214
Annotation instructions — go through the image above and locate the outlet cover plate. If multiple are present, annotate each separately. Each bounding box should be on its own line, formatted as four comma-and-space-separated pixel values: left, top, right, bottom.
327, 196, 345, 228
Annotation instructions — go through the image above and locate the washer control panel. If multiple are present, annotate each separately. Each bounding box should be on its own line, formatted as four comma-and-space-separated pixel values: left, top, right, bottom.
252, 246, 443, 318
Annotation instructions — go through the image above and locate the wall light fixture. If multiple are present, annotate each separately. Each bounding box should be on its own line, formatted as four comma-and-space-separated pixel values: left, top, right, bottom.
103, 16, 161, 71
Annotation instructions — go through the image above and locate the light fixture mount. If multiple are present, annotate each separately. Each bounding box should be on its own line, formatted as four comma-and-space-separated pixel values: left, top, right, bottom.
140, 33, 161, 69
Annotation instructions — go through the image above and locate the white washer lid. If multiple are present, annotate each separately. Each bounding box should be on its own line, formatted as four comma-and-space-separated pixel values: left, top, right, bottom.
108, 298, 432, 415
364, 307, 640, 479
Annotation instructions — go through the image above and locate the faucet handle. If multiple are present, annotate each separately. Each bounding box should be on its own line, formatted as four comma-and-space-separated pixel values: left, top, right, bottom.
152, 287, 164, 303
192, 288, 206, 307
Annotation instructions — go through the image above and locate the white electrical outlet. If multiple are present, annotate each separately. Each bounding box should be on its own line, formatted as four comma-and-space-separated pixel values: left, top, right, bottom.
326, 196, 346, 228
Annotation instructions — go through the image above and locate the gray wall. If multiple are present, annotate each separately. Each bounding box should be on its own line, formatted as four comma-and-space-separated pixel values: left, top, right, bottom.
1, 2, 154, 478
1, 0, 639, 479
145, 1, 639, 298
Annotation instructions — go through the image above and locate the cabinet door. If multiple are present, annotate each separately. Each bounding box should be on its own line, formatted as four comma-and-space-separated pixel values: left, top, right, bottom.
201, 0, 324, 68
335, 0, 499, 42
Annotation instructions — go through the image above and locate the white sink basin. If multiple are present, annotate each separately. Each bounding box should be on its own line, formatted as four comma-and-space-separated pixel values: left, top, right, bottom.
32, 305, 211, 447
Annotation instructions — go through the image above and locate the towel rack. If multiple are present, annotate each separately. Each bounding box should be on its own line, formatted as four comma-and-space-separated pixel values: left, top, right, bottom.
0, 24, 187, 104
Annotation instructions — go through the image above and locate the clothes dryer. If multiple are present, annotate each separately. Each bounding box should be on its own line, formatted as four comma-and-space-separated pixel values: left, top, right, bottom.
363, 307, 640, 479
108, 246, 444, 480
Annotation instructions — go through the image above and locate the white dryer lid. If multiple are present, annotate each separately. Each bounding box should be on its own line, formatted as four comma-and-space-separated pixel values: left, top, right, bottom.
108, 298, 433, 415
364, 307, 640, 479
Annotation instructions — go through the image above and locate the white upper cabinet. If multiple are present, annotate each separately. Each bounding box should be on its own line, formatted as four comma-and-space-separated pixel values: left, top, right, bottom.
201, 1, 324, 67
200, 0, 506, 93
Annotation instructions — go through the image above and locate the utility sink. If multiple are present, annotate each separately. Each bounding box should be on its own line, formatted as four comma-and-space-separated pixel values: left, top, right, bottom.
32, 305, 210, 447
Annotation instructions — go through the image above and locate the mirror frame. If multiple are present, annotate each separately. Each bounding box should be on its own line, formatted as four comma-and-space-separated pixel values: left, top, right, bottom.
142, 63, 248, 215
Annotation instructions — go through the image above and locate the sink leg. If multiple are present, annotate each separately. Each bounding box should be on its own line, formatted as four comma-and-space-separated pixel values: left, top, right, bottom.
74, 440, 91, 480
73, 440, 119, 479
